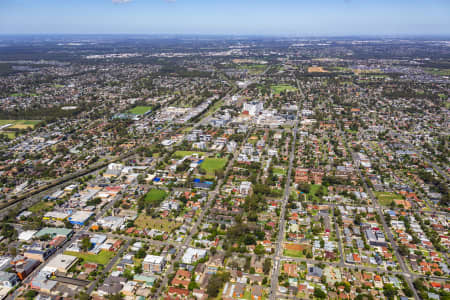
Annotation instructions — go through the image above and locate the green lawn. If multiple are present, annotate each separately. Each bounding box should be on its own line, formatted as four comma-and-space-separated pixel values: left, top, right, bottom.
200, 158, 228, 175
145, 189, 167, 203
273, 167, 286, 176
64, 250, 115, 265
374, 192, 403, 206
271, 84, 297, 94
0, 120, 13, 126
128, 106, 153, 115
29, 201, 54, 213
173, 151, 206, 158
182, 127, 193, 133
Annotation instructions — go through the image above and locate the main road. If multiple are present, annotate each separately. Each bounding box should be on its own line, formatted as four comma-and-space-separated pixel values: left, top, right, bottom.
269, 80, 302, 300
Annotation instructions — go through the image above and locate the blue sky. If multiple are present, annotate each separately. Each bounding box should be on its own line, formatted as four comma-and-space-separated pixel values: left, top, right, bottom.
0, 0, 449, 35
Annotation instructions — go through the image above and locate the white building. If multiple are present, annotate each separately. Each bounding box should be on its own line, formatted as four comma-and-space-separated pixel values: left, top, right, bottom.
239, 181, 252, 196
243, 101, 263, 116
18, 230, 37, 242
97, 216, 125, 231
181, 248, 207, 264
103, 163, 124, 178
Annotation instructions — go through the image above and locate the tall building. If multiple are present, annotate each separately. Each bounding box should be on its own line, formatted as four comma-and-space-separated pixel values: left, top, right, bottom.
243, 101, 263, 116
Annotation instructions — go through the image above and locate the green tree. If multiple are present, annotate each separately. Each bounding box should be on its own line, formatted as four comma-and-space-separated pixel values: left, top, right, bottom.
263, 258, 271, 275
81, 236, 92, 252
107, 294, 124, 300
383, 284, 397, 299
314, 287, 326, 299
76, 292, 90, 300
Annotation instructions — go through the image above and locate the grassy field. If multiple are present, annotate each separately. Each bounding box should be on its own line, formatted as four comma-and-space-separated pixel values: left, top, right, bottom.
308, 184, 328, 202
284, 249, 304, 258
374, 192, 403, 206
128, 106, 153, 115
145, 189, 167, 203
237, 64, 267, 74
173, 151, 206, 158
0, 120, 41, 129
29, 201, 54, 213
0, 132, 16, 139
135, 214, 181, 232
200, 158, 228, 175
202, 98, 224, 119
425, 68, 450, 76
64, 250, 115, 265
271, 84, 297, 94
9, 93, 38, 97
273, 167, 286, 176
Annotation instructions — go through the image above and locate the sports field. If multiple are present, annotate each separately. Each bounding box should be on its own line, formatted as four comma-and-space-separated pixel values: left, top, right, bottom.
173, 151, 206, 158
200, 158, 228, 175
308, 66, 328, 73
0, 120, 41, 129
128, 106, 153, 115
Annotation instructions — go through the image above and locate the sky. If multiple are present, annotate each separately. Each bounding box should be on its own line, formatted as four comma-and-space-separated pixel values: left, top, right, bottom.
0, 0, 449, 36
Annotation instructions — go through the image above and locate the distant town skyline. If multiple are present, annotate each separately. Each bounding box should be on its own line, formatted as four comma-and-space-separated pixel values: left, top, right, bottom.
1, 0, 449, 36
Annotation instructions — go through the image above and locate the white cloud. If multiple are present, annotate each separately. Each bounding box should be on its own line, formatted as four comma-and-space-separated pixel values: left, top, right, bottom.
112, 0, 132, 4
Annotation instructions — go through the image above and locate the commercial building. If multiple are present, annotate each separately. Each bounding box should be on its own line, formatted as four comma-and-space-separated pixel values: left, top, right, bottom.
35, 227, 73, 239
143, 255, 165, 273
0, 271, 19, 288
15, 259, 40, 280
43, 211, 70, 221
44, 254, 78, 274
24, 249, 55, 262
68, 211, 93, 226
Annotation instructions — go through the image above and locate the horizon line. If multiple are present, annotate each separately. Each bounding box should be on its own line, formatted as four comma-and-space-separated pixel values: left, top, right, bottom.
1, 33, 450, 38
